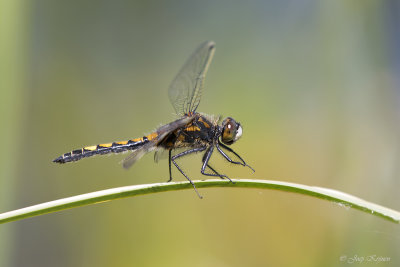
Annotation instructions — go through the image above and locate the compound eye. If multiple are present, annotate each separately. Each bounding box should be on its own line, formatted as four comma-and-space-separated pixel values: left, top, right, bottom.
221, 118, 242, 145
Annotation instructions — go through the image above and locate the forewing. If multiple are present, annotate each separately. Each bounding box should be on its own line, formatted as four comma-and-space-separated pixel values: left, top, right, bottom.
168, 41, 216, 115
122, 116, 194, 169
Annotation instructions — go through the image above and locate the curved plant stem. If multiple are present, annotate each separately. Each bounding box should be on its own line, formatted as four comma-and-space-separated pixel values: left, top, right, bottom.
0, 179, 399, 224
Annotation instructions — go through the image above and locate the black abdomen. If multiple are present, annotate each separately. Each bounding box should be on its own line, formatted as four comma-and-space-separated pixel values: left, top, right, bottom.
53, 136, 151, 164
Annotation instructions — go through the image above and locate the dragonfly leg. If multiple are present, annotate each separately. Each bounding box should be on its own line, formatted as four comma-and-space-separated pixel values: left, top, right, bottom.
168, 149, 172, 182
201, 146, 233, 183
171, 147, 207, 198
216, 142, 255, 173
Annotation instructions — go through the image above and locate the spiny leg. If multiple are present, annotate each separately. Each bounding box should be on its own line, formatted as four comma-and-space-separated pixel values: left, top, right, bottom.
171, 147, 206, 198
201, 146, 234, 183
216, 142, 255, 172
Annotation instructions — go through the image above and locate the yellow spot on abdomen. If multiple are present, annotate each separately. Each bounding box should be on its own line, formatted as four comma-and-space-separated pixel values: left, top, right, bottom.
99, 143, 112, 147
116, 140, 129, 145
146, 132, 158, 141
84, 145, 97, 151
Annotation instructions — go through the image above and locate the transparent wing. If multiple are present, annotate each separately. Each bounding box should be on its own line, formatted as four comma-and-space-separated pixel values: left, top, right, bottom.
122, 116, 194, 169
122, 142, 156, 169
168, 41, 216, 116
153, 149, 168, 163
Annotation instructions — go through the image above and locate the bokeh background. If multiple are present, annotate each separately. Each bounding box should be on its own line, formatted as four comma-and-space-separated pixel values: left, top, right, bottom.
1, 0, 400, 266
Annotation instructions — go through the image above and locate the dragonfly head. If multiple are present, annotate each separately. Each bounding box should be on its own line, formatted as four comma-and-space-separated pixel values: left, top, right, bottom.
220, 117, 242, 145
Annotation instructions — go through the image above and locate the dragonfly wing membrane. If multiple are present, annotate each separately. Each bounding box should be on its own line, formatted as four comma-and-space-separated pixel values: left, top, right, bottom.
122, 116, 194, 169
168, 41, 216, 115
122, 143, 155, 169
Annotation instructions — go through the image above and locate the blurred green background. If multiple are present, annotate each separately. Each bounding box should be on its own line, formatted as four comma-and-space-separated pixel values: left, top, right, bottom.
1, 0, 400, 266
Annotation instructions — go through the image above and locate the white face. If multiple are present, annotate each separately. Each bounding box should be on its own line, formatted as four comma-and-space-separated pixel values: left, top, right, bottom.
234, 125, 243, 142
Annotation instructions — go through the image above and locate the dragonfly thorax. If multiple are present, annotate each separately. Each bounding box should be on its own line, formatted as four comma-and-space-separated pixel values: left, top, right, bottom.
220, 117, 242, 145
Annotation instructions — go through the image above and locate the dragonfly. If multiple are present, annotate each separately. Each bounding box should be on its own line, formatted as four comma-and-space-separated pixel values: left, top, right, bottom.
53, 41, 254, 198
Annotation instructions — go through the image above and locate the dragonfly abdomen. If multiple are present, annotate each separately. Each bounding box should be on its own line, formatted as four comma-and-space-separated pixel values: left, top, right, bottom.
53, 136, 152, 164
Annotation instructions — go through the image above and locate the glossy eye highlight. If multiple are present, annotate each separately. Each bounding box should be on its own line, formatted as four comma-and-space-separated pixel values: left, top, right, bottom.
221, 117, 242, 145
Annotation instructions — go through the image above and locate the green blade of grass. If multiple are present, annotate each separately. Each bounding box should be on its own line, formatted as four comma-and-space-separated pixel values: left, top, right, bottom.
0, 179, 399, 224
